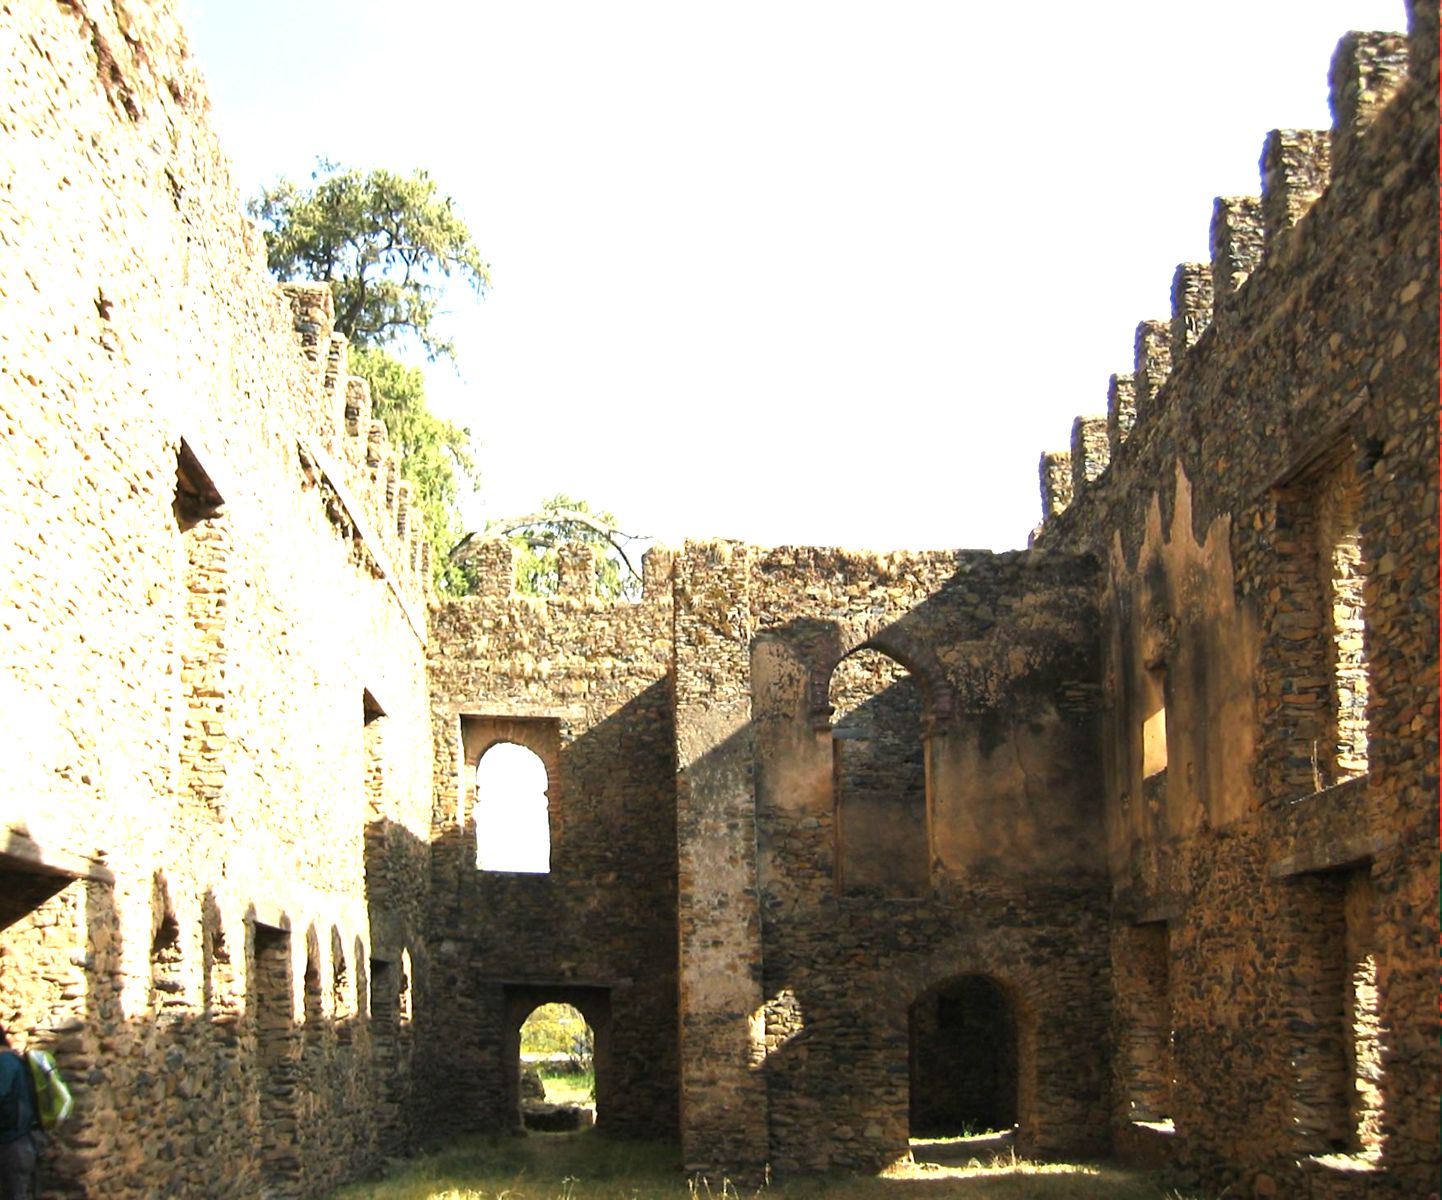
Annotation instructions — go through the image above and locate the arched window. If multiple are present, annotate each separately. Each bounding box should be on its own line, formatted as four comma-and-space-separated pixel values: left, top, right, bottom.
830, 647, 928, 897
476, 742, 551, 873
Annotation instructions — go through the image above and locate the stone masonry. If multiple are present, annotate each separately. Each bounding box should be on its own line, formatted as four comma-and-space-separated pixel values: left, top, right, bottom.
0, 2, 1436, 1199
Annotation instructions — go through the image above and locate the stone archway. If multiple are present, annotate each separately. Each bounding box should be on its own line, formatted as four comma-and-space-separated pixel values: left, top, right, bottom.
909, 974, 1018, 1136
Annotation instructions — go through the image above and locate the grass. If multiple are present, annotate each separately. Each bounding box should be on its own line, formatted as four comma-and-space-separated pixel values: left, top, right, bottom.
538, 1068, 595, 1106
325, 1130, 1208, 1200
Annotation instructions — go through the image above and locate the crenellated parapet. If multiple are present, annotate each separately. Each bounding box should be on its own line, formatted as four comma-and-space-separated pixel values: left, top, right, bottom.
1106, 373, 1136, 458
1038, 450, 1073, 521
1328, 31, 1409, 173
1169, 263, 1213, 359
280, 283, 432, 619
1209, 197, 1264, 333
1070, 416, 1109, 497
450, 533, 673, 605
1132, 320, 1172, 421
1035, 21, 1412, 530
1260, 128, 1331, 247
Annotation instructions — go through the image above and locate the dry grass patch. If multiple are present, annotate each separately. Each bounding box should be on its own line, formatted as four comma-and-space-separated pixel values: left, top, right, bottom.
326, 1130, 1204, 1200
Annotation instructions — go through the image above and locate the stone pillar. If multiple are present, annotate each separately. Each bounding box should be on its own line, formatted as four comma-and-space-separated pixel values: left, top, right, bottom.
672, 540, 769, 1180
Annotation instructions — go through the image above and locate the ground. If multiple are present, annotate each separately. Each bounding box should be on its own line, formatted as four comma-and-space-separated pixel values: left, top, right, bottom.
324, 1130, 1207, 1200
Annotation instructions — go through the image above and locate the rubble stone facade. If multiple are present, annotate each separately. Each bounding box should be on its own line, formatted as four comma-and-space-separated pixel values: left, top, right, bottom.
0, 2, 1435, 1200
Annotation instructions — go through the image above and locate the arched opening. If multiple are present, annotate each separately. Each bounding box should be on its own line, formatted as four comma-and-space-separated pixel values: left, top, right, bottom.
910, 975, 1018, 1139
504, 986, 610, 1134
519, 1003, 595, 1118
830, 646, 929, 897
475, 742, 550, 873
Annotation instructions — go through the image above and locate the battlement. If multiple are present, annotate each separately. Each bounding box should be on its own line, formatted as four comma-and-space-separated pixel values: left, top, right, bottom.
280, 284, 431, 617
1035, 20, 1414, 528
452, 535, 674, 603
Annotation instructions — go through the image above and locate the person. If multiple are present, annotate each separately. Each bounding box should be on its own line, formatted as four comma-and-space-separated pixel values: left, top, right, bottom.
0, 1027, 38, 1200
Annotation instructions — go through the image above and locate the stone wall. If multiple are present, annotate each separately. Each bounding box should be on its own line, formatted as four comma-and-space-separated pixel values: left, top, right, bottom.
423, 542, 680, 1142
0, 1, 1435, 1197
1035, 9, 1438, 1197
739, 546, 1110, 1173
0, 2, 433, 1196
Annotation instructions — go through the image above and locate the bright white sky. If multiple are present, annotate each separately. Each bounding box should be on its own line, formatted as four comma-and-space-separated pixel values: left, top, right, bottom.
182, 0, 1407, 556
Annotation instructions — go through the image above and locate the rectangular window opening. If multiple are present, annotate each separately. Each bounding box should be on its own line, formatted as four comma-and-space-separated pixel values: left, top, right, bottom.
1141, 665, 1168, 780
1290, 866, 1384, 1163
1121, 921, 1173, 1128
1271, 443, 1370, 795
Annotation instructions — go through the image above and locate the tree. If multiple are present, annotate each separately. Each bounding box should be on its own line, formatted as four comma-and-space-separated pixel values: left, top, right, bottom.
348, 347, 474, 595
249, 162, 489, 595
251, 161, 489, 361
467, 495, 643, 600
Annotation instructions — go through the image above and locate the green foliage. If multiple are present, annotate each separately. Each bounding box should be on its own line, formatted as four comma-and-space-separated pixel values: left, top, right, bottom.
249, 161, 489, 596
250, 161, 489, 361
348, 346, 473, 595
501, 495, 633, 600
520, 1003, 594, 1059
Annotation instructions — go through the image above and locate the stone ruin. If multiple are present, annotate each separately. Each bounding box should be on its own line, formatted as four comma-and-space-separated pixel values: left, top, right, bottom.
0, 2, 1436, 1198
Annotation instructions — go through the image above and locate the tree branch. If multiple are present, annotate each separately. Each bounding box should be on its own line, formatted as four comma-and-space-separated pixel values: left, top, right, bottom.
482, 509, 647, 579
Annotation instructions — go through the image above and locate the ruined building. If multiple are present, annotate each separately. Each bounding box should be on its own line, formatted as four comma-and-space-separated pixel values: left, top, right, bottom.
0, 1, 1436, 1198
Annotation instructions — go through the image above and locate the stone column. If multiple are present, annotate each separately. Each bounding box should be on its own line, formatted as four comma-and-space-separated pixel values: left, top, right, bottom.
672, 540, 769, 1179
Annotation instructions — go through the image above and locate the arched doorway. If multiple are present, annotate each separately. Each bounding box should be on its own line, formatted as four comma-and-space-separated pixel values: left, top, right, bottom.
910, 975, 1017, 1137
519, 1002, 595, 1122
503, 985, 611, 1132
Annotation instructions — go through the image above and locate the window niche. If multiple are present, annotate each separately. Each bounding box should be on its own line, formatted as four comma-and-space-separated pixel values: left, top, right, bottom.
1271, 443, 1370, 795
252, 922, 300, 1194
460, 716, 560, 874
1288, 865, 1384, 1162
1118, 921, 1174, 1128
174, 437, 231, 818
1140, 664, 1168, 780
829, 647, 929, 898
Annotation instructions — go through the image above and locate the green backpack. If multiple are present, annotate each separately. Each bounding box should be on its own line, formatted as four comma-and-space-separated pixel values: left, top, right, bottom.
25, 1049, 72, 1130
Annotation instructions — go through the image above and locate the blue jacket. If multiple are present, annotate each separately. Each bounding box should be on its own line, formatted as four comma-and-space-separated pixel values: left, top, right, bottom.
0, 1051, 35, 1142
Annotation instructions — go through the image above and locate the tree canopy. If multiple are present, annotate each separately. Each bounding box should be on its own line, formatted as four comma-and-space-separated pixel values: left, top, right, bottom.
251, 161, 490, 361
249, 162, 488, 595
